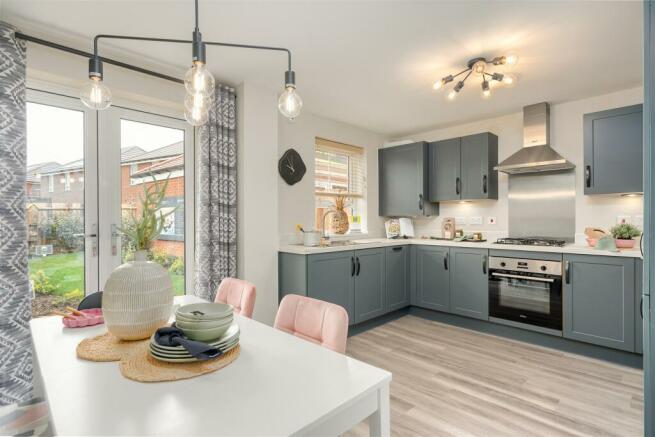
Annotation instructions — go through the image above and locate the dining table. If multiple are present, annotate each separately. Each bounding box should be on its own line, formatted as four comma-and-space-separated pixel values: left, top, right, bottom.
30, 295, 392, 436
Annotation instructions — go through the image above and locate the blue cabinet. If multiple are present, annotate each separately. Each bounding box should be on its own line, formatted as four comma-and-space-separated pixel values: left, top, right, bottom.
307, 251, 355, 323
584, 104, 643, 195
449, 248, 489, 320
353, 248, 387, 324
386, 246, 410, 311
415, 246, 450, 311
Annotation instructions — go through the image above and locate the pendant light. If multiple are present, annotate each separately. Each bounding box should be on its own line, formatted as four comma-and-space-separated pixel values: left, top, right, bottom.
81, 0, 302, 125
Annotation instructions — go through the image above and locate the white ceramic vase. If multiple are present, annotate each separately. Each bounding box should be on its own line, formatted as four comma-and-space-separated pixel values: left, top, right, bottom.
102, 250, 174, 340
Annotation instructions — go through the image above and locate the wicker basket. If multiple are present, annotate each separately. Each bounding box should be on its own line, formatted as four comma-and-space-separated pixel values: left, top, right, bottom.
102, 251, 174, 340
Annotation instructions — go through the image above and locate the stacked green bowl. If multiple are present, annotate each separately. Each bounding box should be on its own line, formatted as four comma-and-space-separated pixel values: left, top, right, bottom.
175, 303, 234, 341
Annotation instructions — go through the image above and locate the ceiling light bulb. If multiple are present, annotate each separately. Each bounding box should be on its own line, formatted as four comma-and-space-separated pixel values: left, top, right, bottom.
184, 61, 215, 97
502, 73, 517, 87
184, 92, 212, 113
482, 80, 491, 97
278, 85, 303, 120
473, 61, 486, 74
184, 103, 209, 126
433, 80, 443, 90
447, 89, 458, 101
504, 54, 519, 66
80, 77, 112, 110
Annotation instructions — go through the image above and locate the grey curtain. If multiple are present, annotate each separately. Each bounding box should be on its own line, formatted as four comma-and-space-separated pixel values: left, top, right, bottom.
194, 85, 237, 301
0, 22, 31, 405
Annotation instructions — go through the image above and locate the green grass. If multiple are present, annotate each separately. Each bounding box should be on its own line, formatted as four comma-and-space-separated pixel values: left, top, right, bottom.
29, 252, 186, 296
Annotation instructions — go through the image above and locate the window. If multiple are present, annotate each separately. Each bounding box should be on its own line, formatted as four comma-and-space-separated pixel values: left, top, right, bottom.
64, 173, 71, 191
314, 138, 366, 234
48, 175, 54, 192
130, 163, 138, 185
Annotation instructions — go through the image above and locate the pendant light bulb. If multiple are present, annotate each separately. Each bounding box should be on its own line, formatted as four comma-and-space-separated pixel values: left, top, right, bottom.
184, 61, 215, 97
504, 53, 519, 67
80, 77, 112, 110
184, 102, 209, 126
447, 89, 458, 101
184, 92, 212, 113
502, 73, 517, 87
481, 80, 491, 97
278, 85, 303, 120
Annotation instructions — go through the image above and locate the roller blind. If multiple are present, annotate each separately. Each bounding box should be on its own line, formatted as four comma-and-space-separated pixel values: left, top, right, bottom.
314, 137, 365, 198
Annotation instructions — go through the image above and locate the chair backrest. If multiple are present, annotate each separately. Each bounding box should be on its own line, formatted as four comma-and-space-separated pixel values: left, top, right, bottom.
274, 294, 349, 354
78, 291, 103, 310
214, 278, 256, 318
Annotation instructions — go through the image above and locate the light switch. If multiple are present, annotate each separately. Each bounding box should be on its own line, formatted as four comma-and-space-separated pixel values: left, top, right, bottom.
469, 216, 483, 225
455, 216, 467, 225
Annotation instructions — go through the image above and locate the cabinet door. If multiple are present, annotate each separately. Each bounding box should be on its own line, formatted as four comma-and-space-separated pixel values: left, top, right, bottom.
584, 104, 643, 194
415, 246, 450, 311
460, 133, 498, 200
450, 248, 489, 320
428, 138, 461, 201
378, 142, 431, 217
563, 255, 635, 351
386, 246, 410, 311
354, 248, 387, 324
637, 259, 644, 354
307, 251, 355, 324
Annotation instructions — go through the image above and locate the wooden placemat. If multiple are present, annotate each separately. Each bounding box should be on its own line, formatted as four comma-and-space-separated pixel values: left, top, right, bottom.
77, 332, 148, 362
119, 344, 240, 382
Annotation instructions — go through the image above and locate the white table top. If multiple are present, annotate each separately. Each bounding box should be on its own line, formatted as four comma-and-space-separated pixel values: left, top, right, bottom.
31, 296, 391, 436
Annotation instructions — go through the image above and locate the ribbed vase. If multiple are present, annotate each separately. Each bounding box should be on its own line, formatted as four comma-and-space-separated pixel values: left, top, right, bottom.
102, 250, 174, 340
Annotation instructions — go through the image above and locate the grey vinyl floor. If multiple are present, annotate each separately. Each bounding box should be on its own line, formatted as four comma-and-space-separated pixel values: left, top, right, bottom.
344, 315, 643, 437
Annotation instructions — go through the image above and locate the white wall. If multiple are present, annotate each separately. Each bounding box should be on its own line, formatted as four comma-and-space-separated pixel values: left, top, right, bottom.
278, 112, 387, 244
237, 81, 279, 325
395, 87, 644, 240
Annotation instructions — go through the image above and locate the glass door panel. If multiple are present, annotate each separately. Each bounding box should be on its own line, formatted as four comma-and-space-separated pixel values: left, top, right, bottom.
26, 91, 98, 317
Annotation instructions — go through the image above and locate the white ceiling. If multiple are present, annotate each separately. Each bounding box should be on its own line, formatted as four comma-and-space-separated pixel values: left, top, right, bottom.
1, 1, 643, 137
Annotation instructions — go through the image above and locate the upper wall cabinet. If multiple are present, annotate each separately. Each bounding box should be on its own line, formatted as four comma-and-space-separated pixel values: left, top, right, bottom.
379, 142, 438, 217
428, 132, 498, 202
584, 104, 643, 195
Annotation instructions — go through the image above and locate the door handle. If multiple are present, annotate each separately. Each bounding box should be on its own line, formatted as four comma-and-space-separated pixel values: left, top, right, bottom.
111, 224, 121, 256
455, 177, 461, 196
482, 255, 487, 275
565, 260, 571, 284
640, 297, 643, 319
482, 175, 487, 194
356, 257, 361, 276
76, 223, 98, 257
585, 166, 591, 188
392, 247, 403, 252
351, 256, 355, 276
444, 252, 449, 270
418, 193, 424, 211
491, 272, 555, 283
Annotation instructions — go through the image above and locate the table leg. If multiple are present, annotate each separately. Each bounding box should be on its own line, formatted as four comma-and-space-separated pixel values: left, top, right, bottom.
368, 384, 390, 437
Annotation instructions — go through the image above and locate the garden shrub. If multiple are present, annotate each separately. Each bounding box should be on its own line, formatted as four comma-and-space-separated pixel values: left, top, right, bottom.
170, 257, 184, 275
32, 270, 58, 294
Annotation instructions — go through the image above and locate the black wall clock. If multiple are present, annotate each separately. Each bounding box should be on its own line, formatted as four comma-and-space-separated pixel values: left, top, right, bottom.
278, 148, 306, 185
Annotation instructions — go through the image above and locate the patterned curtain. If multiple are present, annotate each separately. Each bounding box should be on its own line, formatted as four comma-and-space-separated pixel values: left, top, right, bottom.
194, 85, 237, 301
0, 22, 31, 405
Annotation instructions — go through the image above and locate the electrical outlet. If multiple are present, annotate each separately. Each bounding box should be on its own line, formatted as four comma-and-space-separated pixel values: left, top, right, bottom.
455, 216, 467, 225
486, 216, 497, 225
617, 215, 631, 225
469, 216, 483, 225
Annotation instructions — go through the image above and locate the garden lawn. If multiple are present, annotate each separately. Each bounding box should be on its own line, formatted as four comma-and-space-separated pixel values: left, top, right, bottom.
29, 252, 185, 296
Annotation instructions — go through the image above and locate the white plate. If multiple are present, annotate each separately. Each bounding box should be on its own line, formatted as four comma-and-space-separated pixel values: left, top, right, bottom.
150, 335, 240, 355
176, 303, 233, 320
150, 323, 240, 352
149, 337, 239, 358
149, 341, 239, 363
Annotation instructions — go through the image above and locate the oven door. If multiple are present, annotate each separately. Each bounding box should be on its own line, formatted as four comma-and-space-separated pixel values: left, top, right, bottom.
489, 270, 562, 331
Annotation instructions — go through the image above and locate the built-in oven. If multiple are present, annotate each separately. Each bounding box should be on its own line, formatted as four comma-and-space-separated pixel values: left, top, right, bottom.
488, 256, 562, 334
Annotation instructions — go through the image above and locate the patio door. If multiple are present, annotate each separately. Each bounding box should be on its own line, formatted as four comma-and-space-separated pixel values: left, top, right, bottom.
98, 107, 194, 296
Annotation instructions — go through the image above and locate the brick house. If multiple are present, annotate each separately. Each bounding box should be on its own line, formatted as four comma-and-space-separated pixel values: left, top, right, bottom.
29, 142, 184, 257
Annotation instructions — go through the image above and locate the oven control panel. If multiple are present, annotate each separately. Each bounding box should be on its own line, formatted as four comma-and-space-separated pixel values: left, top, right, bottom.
488, 256, 562, 276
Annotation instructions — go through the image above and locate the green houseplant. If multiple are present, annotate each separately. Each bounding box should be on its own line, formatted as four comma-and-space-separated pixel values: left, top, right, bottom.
103, 176, 177, 340
610, 223, 641, 249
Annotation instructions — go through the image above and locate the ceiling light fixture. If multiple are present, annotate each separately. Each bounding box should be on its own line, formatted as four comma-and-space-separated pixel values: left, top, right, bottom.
80, 0, 302, 125
433, 54, 519, 101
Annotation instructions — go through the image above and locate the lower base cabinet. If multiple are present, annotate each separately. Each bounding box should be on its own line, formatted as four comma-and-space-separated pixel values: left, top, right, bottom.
353, 248, 387, 324
449, 248, 489, 320
386, 246, 410, 311
415, 246, 450, 311
563, 254, 635, 352
307, 252, 355, 323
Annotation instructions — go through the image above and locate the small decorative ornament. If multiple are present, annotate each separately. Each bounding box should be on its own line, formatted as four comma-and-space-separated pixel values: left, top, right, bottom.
278, 148, 306, 185
330, 195, 350, 234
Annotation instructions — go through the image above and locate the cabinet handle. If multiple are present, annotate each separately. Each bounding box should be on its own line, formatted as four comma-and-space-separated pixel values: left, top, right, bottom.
482, 175, 487, 194
482, 255, 487, 274
640, 297, 643, 319
356, 257, 361, 276
585, 166, 591, 188
392, 247, 403, 252
351, 256, 355, 276
418, 193, 424, 211
565, 260, 571, 284
444, 252, 449, 270
455, 177, 461, 196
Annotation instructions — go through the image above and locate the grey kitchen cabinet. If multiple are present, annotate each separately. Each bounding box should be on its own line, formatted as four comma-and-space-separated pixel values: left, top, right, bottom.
415, 246, 451, 312
307, 251, 356, 323
378, 142, 437, 217
449, 248, 489, 320
563, 254, 635, 351
428, 138, 460, 202
584, 104, 643, 195
386, 246, 410, 311
636, 259, 644, 354
428, 132, 498, 202
353, 248, 387, 324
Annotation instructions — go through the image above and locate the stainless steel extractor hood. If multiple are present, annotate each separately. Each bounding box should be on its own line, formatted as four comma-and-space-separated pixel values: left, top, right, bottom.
495, 102, 575, 174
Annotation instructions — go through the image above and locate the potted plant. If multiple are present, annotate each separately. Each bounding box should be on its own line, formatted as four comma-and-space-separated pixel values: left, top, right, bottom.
609, 223, 641, 249
102, 177, 178, 340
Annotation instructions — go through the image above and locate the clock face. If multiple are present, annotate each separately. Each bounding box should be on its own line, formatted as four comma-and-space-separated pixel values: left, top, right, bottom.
278, 148, 306, 185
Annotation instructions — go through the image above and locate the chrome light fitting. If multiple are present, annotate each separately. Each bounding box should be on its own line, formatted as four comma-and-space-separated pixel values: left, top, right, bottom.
80, 0, 302, 125
434, 54, 518, 101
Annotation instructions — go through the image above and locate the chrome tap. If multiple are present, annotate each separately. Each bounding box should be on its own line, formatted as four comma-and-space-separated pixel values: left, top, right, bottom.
322, 210, 334, 240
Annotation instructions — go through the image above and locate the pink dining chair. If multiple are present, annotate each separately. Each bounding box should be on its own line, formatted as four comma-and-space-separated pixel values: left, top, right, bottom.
214, 278, 257, 318
274, 294, 349, 354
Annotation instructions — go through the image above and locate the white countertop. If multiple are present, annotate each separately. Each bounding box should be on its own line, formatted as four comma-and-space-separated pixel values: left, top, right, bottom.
279, 238, 642, 258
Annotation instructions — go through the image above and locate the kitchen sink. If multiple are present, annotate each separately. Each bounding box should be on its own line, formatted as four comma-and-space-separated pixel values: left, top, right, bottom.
323, 240, 359, 247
